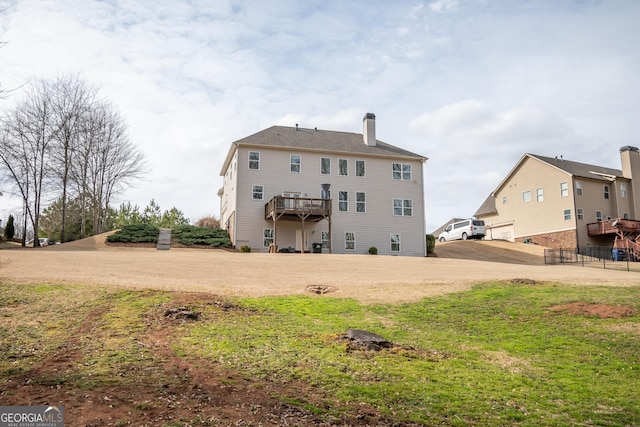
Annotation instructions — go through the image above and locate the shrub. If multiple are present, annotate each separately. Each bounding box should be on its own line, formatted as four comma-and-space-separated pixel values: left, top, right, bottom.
240, 245, 251, 253
106, 224, 232, 248
368, 246, 378, 255
425, 234, 436, 254
107, 224, 160, 243
172, 225, 231, 248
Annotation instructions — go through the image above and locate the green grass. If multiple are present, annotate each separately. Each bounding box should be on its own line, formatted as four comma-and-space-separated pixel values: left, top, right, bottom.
2, 280, 639, 425
181, 282, 640, 426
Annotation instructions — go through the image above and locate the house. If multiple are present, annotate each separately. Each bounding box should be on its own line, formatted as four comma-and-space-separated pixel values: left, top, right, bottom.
218, 113, 428, 256
475, 146, 640, 250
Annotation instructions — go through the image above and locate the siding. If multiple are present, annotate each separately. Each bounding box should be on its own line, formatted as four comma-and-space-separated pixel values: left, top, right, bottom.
490, 157, 576, 238
230, 146, 425, 256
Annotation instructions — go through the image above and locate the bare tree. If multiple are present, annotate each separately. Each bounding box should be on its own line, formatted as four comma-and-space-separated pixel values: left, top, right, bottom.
49, 73, 97, 242
81, 102, 146, 234
1, 74, 147, 243
0, 79, 57, 246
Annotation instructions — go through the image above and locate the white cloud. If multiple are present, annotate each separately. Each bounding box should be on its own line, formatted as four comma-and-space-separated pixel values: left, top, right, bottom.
429, 0, 458, 13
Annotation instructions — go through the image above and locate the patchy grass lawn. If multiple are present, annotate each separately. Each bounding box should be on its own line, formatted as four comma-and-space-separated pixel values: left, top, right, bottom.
1, 280, 639, 426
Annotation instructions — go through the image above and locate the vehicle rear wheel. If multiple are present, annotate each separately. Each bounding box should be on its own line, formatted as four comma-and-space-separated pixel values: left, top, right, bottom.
439, 237, 445, 242
461, 232, 468, 240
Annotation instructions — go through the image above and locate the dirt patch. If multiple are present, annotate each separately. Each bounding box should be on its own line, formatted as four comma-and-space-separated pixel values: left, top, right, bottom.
1, 293, 404, 426
548, 302, 638, 318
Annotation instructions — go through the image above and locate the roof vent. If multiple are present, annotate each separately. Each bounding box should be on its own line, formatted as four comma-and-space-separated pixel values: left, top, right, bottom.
295, 123, 299, 131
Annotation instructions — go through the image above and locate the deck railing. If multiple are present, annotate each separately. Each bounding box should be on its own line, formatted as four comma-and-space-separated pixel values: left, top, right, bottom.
587, 218, 640, 236
265, 196, 331, 220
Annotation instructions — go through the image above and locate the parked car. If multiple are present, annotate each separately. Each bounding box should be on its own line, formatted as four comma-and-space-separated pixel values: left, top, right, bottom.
438, 219, 485, 242
26, 237, 50, 246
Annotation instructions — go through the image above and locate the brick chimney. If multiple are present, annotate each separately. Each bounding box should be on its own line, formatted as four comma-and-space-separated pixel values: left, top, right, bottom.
363, 113, 376, 146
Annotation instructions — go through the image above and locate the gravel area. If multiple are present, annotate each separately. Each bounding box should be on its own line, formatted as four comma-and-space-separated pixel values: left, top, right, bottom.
1, 235, 638, 304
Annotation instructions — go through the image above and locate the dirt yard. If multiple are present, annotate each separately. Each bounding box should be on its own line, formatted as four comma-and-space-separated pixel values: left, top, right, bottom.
0, 236, 637, 304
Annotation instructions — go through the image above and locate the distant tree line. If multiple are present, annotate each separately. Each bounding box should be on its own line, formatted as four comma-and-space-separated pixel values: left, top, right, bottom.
0, 74, 147, 245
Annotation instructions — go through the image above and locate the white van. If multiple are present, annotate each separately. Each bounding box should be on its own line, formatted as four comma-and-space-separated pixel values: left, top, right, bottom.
438, 219, 485, 242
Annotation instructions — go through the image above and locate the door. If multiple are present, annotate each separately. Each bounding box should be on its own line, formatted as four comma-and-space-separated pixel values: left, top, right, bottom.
296, 229, 309, 252
282, 191, 301, 209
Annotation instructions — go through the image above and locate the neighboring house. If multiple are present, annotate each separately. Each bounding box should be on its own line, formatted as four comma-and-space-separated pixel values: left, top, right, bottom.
475, 146, 640, 250
218, 113, 428, 256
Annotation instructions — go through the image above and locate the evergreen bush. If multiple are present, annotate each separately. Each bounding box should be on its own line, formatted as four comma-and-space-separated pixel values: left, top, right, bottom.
425, 234, 436, 254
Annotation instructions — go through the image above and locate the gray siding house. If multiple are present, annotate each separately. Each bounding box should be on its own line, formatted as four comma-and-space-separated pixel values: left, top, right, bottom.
219, 113, 428, 256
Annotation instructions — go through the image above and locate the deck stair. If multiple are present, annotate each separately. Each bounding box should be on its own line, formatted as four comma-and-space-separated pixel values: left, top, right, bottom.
588, 218, 640, 259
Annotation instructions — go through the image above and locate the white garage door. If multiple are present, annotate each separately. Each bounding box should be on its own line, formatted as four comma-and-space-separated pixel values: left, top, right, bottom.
487, 223, 515, 242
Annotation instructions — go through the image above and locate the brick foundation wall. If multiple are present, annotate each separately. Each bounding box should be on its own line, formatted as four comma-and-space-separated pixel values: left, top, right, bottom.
519, 229, 577, 249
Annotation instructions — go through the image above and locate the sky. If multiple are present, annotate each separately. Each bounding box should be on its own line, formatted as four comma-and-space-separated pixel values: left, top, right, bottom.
1, 0, 639, 233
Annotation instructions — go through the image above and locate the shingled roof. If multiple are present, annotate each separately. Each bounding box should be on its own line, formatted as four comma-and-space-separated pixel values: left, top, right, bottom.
529, 154, 622, 180
474, 153, 623, 218
221, 125, 427, 175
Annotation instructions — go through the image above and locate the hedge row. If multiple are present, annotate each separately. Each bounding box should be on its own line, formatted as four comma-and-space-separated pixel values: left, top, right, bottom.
107, 224, 231, 248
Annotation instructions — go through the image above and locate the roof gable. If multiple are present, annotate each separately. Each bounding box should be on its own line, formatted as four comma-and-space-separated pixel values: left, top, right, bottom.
490, 153, 621, 197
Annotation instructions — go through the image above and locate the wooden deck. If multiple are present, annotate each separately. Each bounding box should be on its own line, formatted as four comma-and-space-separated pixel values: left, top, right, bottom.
264, 196, 331, 222
587, 218, 640, 236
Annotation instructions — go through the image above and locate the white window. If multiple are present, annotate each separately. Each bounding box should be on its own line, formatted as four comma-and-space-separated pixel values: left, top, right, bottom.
393, 199, 413, 216
596, 211, 603, 221
290, 155, 301, 173
621, 183, 628, 198
345, 232, 355, 251
249, 151, 260, 170
390, 234, 400, 252
624, 213, 629, 219
536, 188, 544, 202
522, 191, 531, 202
252, 185, 264, 200
577, 208, 584, 220
576, 181, 582, 196
356, 192, 366, 213
339, 191, 348, 212
564, 209, 571, 221
263, 229, 274, 247
561, 182, 568, 197
604, 185, 609, 199
502, 196, 507, 205
321, 157, 331, 175
321, 231, 330, 249
356, 160, 365, 177
339, 159, 348, 176
392, 163, 412, 180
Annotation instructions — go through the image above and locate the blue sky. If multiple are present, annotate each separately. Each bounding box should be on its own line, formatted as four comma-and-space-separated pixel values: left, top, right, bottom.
1, 0, 639, 232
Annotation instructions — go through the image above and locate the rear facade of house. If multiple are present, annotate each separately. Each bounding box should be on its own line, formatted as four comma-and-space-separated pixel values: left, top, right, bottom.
476, 146, 640, 250
219, 114, 428, 256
